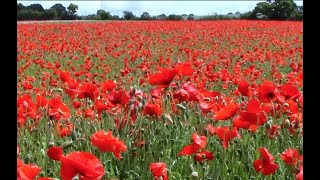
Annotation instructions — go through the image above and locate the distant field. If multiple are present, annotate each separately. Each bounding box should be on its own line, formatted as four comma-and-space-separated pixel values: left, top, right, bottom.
17, 21, 303, 180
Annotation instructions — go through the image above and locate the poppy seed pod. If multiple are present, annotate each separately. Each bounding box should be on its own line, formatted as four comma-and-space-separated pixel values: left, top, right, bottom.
61, 141, 74, 149
48, 142, 55, 147
283, 119, 291, 129
191, 171, 199, 179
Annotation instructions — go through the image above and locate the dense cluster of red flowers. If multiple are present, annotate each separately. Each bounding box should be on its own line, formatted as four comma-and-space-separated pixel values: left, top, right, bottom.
17, 20, 302, 179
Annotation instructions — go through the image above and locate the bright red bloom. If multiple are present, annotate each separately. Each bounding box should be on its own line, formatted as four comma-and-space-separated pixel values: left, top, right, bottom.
173, 89, 190, 103
90, 130, 127, 159
213, 102, 239, 121
238, 80, 252, 97
182, 82, 199, 101
258, 81, 277, 103
233, 99, 267, 132
253, 148, 278, 176
56, 122, 74, 137
267, 125, 281, 139
280, 83, 301, 100
60, 71, 71, 82
149, 162, 168, 180
174, 63, 195, 76
60, 152, 105, 180
48, 98, 71, 121
47, 146, 63, 161
178, 133, 207, 156
102, 80, 116, 91
296, 165, 303, 180
215, 126, 240, 148
17, 163, 41, 180
148, 69, 177, 87
194, 150, 214, 162
144, 102, 162, 117
78, 82, 98, 100
108, 90, 130, 106
280, 148, 301, 167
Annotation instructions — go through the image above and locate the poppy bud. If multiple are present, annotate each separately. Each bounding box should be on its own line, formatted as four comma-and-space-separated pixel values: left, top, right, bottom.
283, 103, 289, 107
71, 131, 77, 141
162, 114, 173, 123
48, 142, 55, 147
40, 149, 45, 156
191, 171, 199, 179
176, 104, 187, 110
61, 141, 74, 149
283, 119, 291, 129
266, 121, 272, 129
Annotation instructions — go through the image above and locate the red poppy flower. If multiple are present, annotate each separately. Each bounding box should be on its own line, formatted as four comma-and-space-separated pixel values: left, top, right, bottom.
199, 99, 215, 114
280, 148, 301, 167
233, 99, 267, 132
148, 69, 177, 87
253, 148, 278, 176
296, 165, 303, 180
213, 102, 239, 121
60, 152, 105, 180
36, 95, 47, 109
17, 163, 41, 180
60, 71, 71, 82
144, 102, 162, 117
258, 81, 277, 103
47, 146, 63, 161
215, 126, 240, 148
149, 162, 168, 180
267, 125, 281, 139
280, 83, 301, 100
48, 98, 71, 121
173, 89, 190, 103
91, 130, 127, 159
182, 82, 199, 101
102, 80, 116, 91
205, 124, 216, 136
78, 82, 98, 101
108, 90, 130, 106
174, 63, 195, 76
56, 122, 74, 137
178, 133, 207, 156
238, 80, 252, 97
194, 150, 214, 162
65, 79, 80, 99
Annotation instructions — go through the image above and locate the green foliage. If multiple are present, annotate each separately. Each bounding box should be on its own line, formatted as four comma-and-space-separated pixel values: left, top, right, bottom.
123, 11, 136, 20
140, 12, 151, 20
251, 0, 302, 20
97, 9, 111, 20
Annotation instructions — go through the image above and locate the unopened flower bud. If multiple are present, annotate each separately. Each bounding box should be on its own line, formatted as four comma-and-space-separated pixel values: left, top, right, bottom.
176, 104, 187, 110
62, 141, 74, 149
191, 171, 199, 179
283, 119, 291, 129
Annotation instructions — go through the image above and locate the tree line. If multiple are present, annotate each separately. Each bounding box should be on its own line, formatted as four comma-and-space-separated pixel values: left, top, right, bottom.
17, 0, 302, 21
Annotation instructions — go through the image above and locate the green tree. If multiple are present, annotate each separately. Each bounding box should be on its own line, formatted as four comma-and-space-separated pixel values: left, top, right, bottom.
251, 0, 298, 20
17, 3, 25, 12
140, 12, 151, 20
67, 3, 79, 15
50, 3, 67, 19
97, 9, 111, 20
123, 11, 135, 20
187, 14, 195, 20
28, 4, 45, 12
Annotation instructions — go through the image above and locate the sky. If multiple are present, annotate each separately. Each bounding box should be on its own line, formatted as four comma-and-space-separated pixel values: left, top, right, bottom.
17, 1, 303, 16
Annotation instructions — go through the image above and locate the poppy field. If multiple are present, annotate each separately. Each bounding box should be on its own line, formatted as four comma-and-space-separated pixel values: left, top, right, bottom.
17, 20, 303, 180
